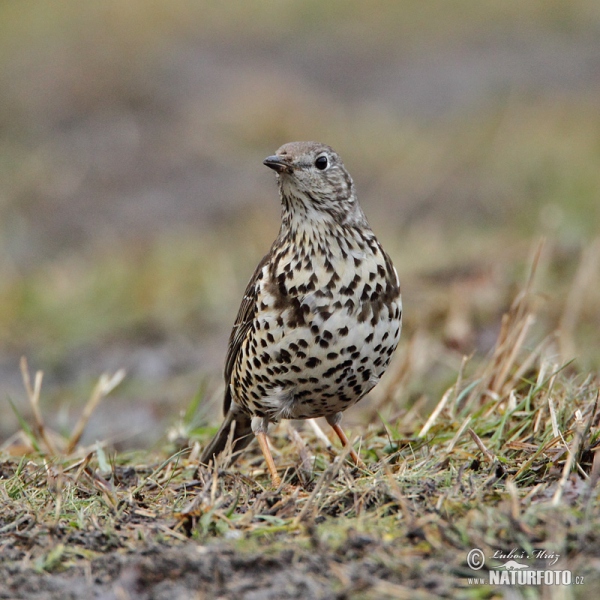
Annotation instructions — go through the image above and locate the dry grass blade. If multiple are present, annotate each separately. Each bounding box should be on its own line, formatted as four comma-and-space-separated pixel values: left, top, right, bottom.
418, 386, 452, 438
468, 427, 496, 464
583, 448, 600, 515
445, 415, 471, 454
450, 354, 469, 419
19, 357, 57, 455
293, 441, 354, 526
371, 579, 441, 600
488, 313, 535, 396
552, 418, 586, 506
503, 332, 557, 394
464, 239, 545, 409
66, 369, 126, 454
308, 418, 332, 449
383, 463, 415, 529
286, 423, 313, 475
547, 379, 560, 440
559, 237, 600, 362
506, 479, 521, 520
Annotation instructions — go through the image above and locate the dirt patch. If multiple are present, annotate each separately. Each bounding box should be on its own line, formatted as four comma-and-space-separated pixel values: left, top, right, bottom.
0, 540, 448, 600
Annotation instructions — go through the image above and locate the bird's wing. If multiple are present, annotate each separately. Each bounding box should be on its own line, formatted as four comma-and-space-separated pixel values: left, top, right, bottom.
222, 253, 270, 415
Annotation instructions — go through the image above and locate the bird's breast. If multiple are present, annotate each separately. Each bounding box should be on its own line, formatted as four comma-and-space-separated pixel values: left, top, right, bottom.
230, 234, 401, 421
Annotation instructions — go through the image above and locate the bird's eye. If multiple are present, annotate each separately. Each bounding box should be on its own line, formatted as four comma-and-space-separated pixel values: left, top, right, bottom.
315, 155, 329, 170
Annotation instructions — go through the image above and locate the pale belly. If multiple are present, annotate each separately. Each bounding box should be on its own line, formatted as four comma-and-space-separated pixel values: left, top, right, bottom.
232, 293, 402, 421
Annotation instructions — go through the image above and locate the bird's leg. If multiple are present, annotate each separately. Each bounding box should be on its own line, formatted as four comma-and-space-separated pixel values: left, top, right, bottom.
252, 417, 281, 487
256, 432, 281, 487
326, 413, 366, 469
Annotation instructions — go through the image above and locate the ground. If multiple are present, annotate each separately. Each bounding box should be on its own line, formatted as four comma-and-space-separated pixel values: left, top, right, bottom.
2, 260, 600, 598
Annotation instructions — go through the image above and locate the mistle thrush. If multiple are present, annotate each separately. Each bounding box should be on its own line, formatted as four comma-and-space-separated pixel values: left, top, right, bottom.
200, 142, 402, 486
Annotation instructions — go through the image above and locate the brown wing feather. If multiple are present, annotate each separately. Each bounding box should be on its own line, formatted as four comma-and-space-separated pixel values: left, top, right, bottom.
222, 253, 270, 415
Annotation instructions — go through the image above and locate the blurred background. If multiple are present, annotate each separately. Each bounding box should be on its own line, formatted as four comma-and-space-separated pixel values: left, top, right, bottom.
1, 0, 599, 448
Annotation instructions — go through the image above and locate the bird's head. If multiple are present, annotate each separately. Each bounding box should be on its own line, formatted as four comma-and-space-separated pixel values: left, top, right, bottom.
264, 142, 365, 226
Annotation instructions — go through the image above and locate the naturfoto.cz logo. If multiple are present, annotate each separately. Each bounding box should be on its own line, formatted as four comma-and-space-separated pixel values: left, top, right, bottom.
466, 548, 585, 586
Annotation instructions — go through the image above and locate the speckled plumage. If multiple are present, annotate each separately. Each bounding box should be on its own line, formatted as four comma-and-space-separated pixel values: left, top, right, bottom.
201, 142, 402, 482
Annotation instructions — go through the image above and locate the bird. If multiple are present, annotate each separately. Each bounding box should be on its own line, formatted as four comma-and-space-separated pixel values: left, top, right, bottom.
200, 141, 402, 487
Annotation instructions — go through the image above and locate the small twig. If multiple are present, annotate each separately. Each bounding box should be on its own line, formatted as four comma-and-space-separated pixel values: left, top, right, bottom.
71, 453, 94, 484
468, 428, 496, 464
155, 522, 189, 542
0, 514, 34, 534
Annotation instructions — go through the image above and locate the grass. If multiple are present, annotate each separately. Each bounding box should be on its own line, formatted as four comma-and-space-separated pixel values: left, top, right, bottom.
1, 244, 599, 598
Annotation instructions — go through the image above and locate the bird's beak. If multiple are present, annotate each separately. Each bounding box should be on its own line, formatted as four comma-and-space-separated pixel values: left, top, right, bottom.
263, 155, 293, 174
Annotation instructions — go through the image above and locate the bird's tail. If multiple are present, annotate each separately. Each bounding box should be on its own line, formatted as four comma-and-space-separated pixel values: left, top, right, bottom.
199, 409, 254, 466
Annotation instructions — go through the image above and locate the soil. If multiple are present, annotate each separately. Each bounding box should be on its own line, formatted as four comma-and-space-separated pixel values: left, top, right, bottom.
1, 540, 435, 600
